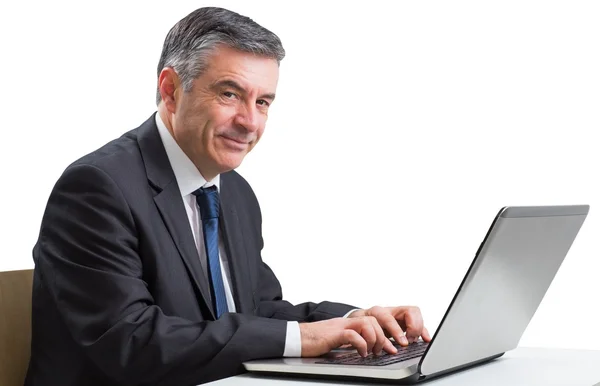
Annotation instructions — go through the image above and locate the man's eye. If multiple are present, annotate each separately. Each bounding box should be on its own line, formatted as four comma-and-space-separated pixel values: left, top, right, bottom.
257, 99, 270, 107
223, 92, 236, 99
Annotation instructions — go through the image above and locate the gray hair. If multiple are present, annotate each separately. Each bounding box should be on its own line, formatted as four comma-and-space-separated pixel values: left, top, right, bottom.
156, 7, 285, 105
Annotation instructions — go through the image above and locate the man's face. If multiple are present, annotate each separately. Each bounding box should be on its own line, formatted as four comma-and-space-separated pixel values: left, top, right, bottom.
166, 45, 279, 179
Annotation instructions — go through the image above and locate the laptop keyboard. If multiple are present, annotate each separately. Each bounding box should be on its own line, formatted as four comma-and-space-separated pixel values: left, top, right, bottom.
316, 341, 428, 366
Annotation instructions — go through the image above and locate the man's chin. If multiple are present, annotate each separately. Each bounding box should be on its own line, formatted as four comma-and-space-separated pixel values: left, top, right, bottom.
216, 156, 245, 173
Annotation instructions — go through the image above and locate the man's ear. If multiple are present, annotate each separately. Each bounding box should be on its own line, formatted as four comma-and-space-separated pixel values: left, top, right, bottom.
158, 67, 181, 114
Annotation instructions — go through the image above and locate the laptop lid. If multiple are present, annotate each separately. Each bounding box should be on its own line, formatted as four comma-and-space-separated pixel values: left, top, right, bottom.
418, 205, 589, 378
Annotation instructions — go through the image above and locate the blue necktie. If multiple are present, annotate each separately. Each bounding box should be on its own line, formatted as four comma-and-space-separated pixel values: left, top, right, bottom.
193, 185, 229, 318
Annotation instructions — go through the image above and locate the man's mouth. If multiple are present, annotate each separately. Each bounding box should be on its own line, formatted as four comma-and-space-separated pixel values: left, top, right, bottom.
221, 135, 249, 144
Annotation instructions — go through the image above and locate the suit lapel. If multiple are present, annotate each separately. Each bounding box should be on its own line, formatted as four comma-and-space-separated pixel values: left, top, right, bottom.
136, 114, 216, 320
153, 184, 214, 318
220, 173, 255, 314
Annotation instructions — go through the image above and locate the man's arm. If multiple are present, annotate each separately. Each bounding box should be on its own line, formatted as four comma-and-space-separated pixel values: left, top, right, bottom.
257, 261, 359, 357
36, 164, 287, 386
253, 259, 358, 321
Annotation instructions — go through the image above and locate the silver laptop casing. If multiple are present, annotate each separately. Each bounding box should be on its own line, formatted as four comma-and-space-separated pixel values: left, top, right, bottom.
243, 205, 589, 383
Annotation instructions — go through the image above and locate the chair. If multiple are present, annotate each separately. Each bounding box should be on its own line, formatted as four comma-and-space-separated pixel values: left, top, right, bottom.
0, 269, 34, 386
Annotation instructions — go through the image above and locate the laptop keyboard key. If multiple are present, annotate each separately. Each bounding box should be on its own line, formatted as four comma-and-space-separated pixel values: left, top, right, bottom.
316, 341, 428, 366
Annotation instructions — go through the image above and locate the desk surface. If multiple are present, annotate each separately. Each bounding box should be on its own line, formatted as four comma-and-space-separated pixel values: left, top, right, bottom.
206, 347, 600, 386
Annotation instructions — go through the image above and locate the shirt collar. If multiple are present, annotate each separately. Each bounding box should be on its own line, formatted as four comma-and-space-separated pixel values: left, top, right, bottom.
155, 112, 220, 196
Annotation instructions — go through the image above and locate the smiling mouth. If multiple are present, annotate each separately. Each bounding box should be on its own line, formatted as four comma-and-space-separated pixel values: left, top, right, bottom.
221, 135, 249, 145
220, 135, 250, 150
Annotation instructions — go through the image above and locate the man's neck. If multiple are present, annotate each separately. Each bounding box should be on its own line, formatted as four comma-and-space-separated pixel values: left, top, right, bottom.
156, 105, 218, 182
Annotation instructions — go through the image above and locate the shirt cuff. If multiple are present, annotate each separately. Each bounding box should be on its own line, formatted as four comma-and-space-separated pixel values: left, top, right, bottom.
283, 321, 302, 357
343, 308, 361, 318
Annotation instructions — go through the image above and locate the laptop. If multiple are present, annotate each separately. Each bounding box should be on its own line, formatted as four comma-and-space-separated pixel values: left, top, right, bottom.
243, 205, 590, 384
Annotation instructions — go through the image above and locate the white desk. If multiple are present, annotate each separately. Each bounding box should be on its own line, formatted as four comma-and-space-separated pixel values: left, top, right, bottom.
205, 347, 600, 386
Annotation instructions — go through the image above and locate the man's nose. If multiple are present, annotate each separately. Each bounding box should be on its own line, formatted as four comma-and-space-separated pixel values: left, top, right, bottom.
234, 102, 260, 133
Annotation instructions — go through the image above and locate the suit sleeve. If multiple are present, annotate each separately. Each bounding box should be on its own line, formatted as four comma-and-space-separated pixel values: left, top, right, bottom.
37, 164, 287, 386
254, 256, 358, 322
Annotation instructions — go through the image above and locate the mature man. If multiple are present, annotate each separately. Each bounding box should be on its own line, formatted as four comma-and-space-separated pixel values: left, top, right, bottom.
25, 7, 430, 386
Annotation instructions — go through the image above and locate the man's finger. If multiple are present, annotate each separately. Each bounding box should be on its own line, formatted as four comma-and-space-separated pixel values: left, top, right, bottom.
403, 307, 424, 343
382, 337, 397, 354
422, 327, 432, 342
379, 312, 409, 346
342, 330, 368, 357
367, 316, 394, 356
350, 318, 377, 355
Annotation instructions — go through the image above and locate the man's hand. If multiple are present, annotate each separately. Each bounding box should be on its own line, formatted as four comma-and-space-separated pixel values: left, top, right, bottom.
299, 316, 399, 358
348, 306, 432, 347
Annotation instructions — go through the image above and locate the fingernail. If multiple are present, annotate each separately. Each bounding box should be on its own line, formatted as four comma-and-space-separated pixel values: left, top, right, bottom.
401, 337, 409, 345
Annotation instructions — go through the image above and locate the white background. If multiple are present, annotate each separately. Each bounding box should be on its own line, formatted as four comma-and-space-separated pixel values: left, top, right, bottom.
1, 1, 598, 350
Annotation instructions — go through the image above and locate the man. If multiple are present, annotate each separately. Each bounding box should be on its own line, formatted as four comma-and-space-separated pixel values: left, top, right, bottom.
25, 7, 431, 386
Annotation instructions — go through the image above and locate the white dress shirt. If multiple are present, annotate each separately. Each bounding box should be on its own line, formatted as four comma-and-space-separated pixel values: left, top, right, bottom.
155, 113, 303, 356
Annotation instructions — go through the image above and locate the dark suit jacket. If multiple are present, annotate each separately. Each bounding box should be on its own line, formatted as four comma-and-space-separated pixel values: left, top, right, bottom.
25, 114, 356, 386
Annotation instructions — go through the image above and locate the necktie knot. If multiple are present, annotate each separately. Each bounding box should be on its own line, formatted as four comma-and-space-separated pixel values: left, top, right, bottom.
193, 185, 219, 219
